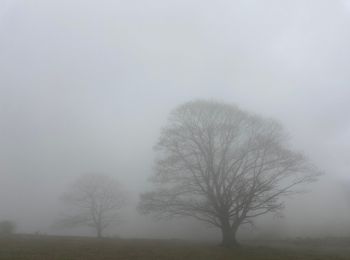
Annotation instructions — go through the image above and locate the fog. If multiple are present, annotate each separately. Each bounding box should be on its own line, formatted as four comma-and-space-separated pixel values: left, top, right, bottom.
1, 0, 350, 240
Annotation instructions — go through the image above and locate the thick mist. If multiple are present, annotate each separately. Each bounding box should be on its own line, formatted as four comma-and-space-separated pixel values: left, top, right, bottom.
1, 0, 350, 240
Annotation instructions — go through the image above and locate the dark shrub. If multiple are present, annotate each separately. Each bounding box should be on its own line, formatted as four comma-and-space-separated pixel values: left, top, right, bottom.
0, 220, 16, 236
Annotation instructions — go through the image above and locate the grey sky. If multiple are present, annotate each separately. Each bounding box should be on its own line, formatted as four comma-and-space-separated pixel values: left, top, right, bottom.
0, 0, 350, 238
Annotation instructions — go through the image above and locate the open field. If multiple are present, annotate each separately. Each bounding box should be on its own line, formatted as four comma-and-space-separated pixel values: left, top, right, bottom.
0, 235, 349, 260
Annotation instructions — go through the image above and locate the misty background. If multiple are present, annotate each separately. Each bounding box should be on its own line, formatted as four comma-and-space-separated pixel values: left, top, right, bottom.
0, 0, 350, 240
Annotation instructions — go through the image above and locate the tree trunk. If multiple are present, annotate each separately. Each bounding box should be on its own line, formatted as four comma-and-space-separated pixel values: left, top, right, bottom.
220, 225, 239, 248
96, 225, 102, 238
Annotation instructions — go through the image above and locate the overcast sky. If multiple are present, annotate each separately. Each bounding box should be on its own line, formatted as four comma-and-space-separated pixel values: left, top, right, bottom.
1, 0, 350, 239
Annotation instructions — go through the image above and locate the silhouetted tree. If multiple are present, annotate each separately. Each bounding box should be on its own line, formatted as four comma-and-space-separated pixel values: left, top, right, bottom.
0, 220, 16, 236
61, 174, 126, 238
139, 100, 320, 247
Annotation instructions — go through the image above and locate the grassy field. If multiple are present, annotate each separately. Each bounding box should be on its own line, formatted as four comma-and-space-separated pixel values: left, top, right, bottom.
0, 235, 349, 260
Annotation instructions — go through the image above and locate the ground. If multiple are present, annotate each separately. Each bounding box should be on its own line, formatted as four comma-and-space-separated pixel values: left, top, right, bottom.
0, 235, 349, 259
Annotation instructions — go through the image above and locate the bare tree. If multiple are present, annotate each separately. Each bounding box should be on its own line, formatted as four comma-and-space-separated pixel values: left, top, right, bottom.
61, 174, 126, 238
139, 100, 320, 247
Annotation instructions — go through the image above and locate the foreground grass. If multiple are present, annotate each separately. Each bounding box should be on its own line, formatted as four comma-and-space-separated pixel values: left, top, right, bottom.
0, 235, 348, 260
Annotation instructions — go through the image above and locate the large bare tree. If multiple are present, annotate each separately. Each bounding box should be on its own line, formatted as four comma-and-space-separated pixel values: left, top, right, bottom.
61, 174, 126, 238
139, 100, 320, 247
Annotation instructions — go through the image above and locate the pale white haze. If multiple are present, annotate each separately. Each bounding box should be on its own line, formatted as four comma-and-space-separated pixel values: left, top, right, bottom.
0, 0, 350, 240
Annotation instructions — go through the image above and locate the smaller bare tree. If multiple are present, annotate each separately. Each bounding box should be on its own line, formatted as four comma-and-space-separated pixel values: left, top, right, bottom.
60, 174, 126, 238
